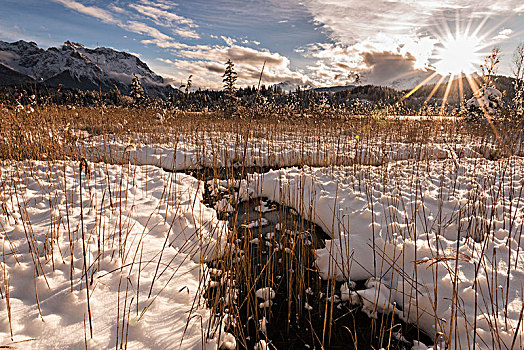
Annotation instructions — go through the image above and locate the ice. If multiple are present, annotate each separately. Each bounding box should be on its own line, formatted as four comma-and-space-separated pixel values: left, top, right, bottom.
256, 287, 276, 301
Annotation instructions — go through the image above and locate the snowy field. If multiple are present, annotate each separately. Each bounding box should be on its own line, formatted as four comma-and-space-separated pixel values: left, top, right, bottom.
237, 157, 524, 349
0, 161, 230, 349
86, 129, 521, 170
1, 121, 524, 349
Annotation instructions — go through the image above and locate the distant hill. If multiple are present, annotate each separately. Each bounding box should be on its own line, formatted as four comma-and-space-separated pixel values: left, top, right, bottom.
313, 84, 356, 93
0, 40, 175, 97
273, 80, 314, 92
0, 63, 33, 86
407, 74, 515, 104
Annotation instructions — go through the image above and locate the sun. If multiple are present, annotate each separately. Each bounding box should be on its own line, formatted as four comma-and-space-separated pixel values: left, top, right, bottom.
433, 33, 484, 76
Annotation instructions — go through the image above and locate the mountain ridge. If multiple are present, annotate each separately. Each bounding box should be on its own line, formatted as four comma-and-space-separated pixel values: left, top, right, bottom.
0, 40, 174, 97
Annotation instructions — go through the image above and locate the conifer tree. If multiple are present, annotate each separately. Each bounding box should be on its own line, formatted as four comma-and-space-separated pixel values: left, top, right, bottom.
185, 75, 192, 96
223, 59, 237, 98
130, 74, 145, 106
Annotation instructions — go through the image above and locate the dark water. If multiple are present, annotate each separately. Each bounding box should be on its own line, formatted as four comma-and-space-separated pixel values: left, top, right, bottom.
183, 167, 433, 349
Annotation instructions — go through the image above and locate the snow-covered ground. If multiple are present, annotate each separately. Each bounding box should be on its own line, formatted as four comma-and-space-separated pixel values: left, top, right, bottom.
237, 157, 524, 349
0, 161, 230, 349
84, 130, 520, 170
2, 128, 524, 349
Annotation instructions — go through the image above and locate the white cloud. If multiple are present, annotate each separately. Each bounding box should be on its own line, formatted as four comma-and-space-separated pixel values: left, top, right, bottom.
122, 21, 172, 42
51, 0, 122, 25
493, 28, 513, 40
291, 0, 522, 86
173, 28, 200, 39
128, 3, 196, 27
52, 0, 200, 48
221, 36, 237, 46
154, 44, 313, 89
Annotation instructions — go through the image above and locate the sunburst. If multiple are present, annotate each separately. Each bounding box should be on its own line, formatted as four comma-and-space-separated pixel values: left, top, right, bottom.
433, 33, 483, 76
400, 15, 511, 116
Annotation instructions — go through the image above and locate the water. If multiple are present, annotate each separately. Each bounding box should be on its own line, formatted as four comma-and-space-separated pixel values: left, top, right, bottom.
185, 166, 433, 349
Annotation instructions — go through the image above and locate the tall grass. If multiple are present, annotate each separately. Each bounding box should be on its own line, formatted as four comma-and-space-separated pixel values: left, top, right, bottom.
0, 105, 523, 349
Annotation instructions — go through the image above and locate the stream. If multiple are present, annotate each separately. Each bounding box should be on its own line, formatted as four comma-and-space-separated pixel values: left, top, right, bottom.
182, 167, 433, 350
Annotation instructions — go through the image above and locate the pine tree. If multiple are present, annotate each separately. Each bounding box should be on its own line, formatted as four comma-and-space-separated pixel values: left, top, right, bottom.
185, 75, 192, 96
223, 59, 237, 98
130, 74, 145, 106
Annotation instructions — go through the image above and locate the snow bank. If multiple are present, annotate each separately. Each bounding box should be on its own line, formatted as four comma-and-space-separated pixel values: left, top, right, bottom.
241, 157, 524, 349
82, 132, 514, 171
0, 161, 229, 348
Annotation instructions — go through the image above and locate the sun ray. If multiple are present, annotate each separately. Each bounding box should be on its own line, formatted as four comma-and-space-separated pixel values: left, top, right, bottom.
455, 11, 461, 38
424, 75, 447, 105
477, 16, 512, 43
471, 16, 490, 38
457, 74, 464, 105
439, 74, 455, 116
393, 14, 517, 121
464, 73, 508, 154
399, 71, 440, 102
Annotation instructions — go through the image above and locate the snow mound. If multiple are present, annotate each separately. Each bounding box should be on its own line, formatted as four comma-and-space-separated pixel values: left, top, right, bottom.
0, 161, 229, 348
242, 158, 524, 348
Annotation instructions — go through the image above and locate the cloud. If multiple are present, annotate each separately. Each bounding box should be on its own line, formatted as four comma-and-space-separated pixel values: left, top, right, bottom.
52, 0, 199, 43
220, 36, 236, 46
128, 3, 195, 27
359, 51, 425, 86
52, 0, 120, 25
173, 28, 200, 39
122, 21, 172, 42
288, 0, 523, 87
493, 28, 513, 40
47, 1, 316, 88
299, 0, 523, 56
153, 44, 313, 89
157, 58, 175, 64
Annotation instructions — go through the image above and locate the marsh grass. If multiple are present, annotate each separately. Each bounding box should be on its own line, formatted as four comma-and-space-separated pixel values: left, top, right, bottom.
0, 104, 523, 349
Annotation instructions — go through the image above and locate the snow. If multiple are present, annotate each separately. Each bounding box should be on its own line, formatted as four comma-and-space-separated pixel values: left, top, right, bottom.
254, 339, 269, 350
466, 86, 503, 115
0, 161, 228, 348
240, 158, 524, 348
83, 130, 520, 172
255, 287, 276, 301
254, 201, 276, 213
0, 40, 167, 93
243, 217, 269, 229
2, 125, 524, 348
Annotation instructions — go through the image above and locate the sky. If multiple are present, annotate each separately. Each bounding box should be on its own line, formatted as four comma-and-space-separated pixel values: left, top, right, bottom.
2, 0, 524, 90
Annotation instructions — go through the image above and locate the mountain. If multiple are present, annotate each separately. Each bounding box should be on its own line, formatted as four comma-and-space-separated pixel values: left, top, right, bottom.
313, 84, 355, 93
382, 70, 441, 91
273, 80, 314, 92
0, 63, 33, 85
0, 40, 174, 97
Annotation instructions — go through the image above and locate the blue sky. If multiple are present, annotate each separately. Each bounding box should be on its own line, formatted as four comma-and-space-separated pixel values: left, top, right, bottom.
2, 0, 524, 89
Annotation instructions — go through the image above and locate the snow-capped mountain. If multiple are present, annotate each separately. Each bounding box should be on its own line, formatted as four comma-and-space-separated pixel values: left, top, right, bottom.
273, 80, 314, 92
0, 40, 174, 97
382, 70, 440, 91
